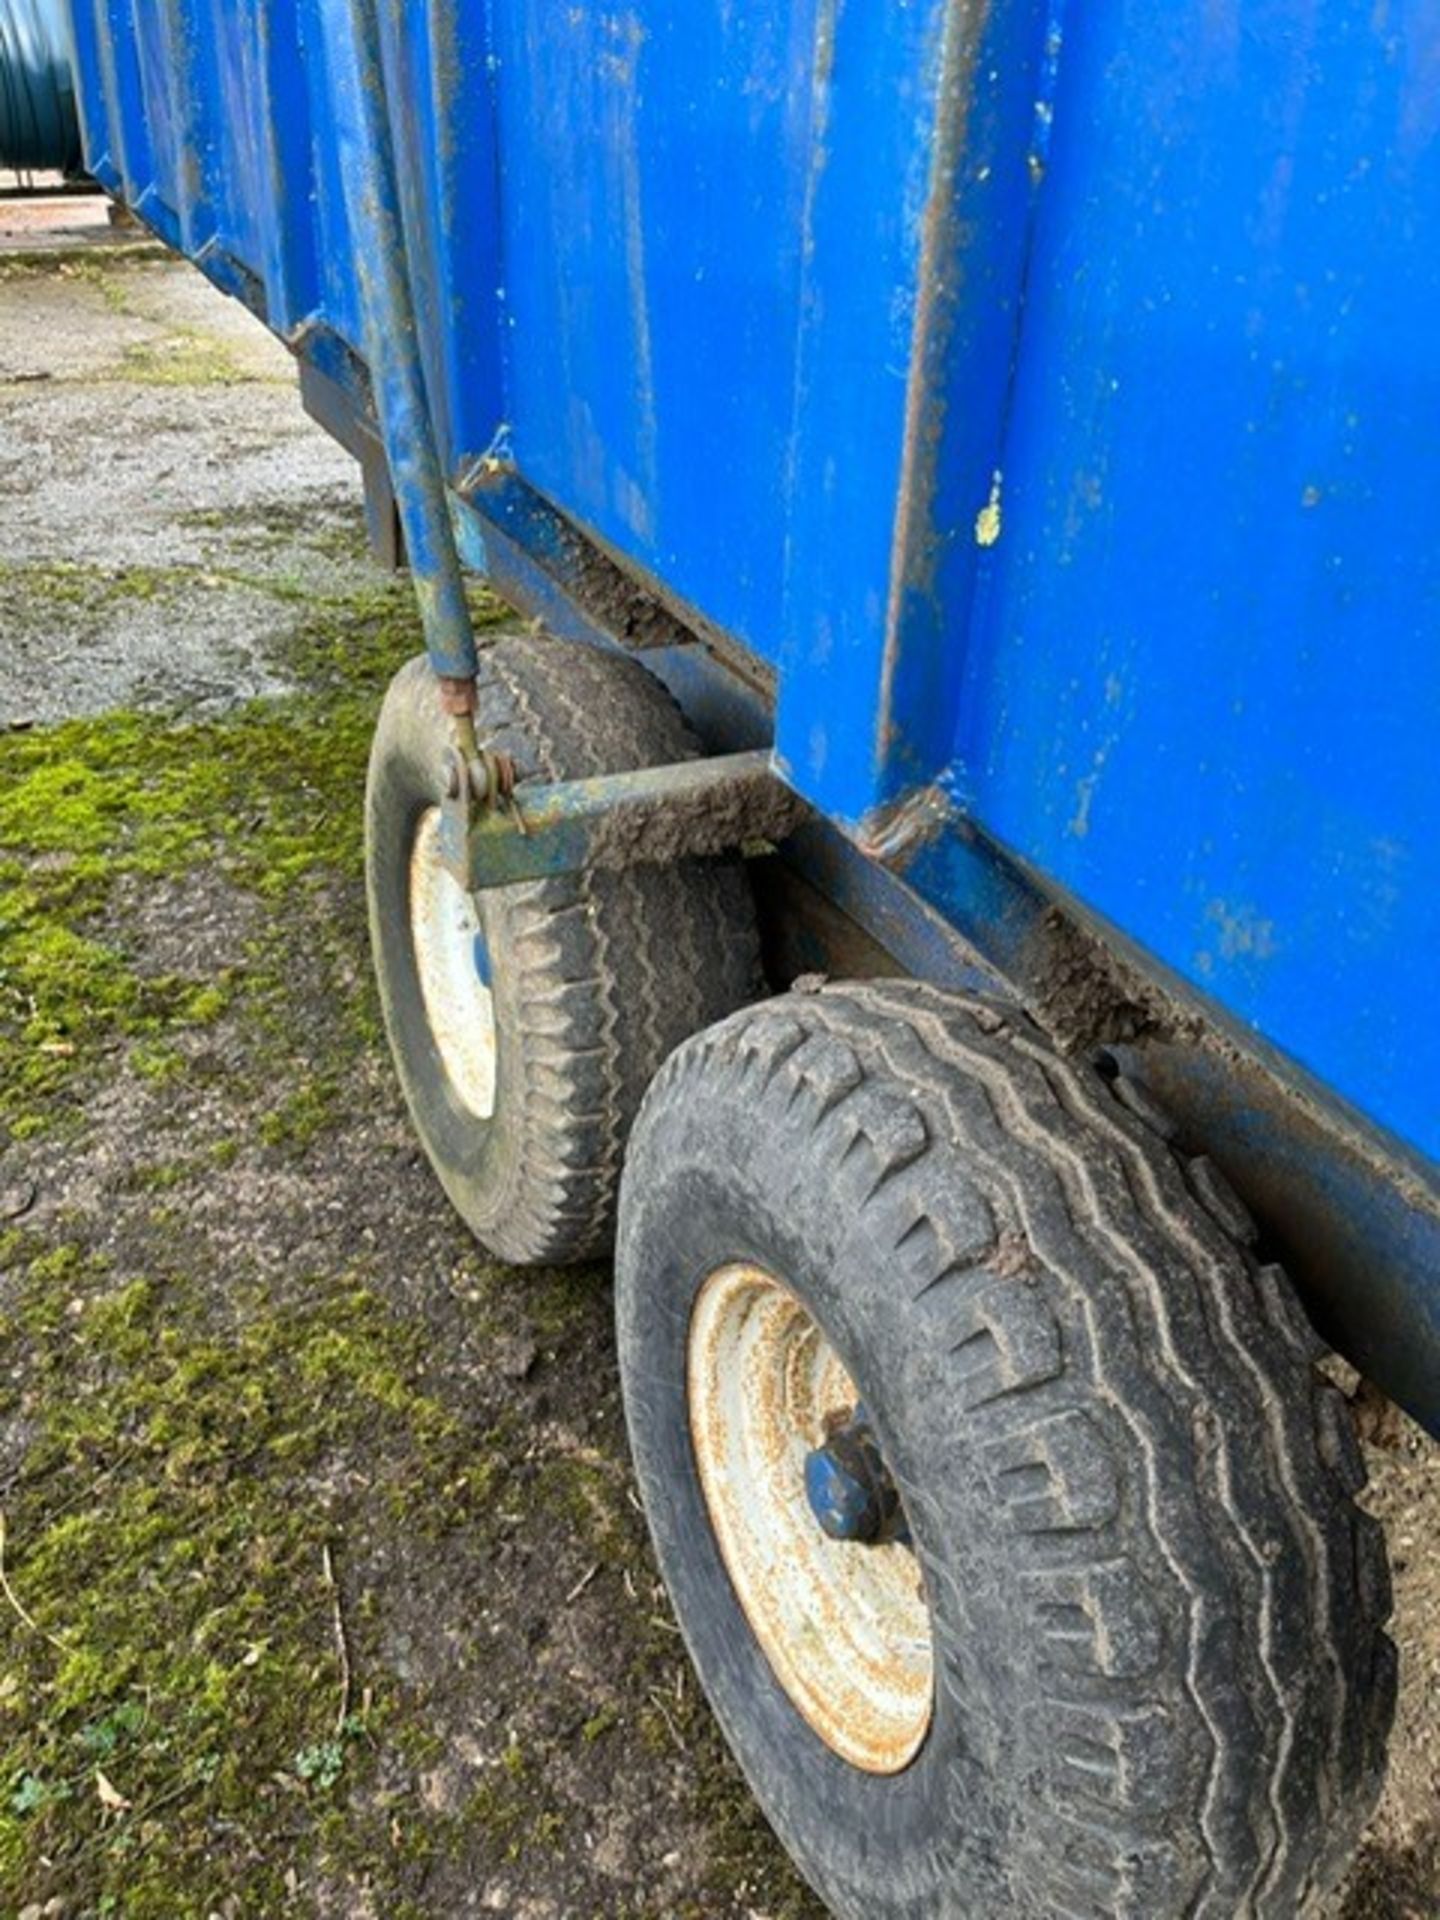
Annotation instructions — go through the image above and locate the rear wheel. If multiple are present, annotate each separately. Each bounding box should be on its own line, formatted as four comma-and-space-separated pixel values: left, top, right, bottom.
365, 635, 761, 1264
617, 981, 1395, 1918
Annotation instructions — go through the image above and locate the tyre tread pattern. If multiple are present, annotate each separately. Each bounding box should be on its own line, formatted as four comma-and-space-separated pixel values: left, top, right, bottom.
627, 982, 1395, 1918
368, 642, 761, 1263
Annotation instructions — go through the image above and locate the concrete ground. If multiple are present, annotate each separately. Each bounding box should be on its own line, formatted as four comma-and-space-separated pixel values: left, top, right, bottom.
0, 239, 1435, 1918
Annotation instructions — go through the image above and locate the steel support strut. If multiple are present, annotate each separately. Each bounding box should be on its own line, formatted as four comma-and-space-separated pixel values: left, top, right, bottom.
439, 751, 805, 892
330, 2, 802, 901
331, 0, 478, 707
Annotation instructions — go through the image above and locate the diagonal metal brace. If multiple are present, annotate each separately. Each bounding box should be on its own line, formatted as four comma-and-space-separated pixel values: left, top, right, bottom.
438, 749, 804, 892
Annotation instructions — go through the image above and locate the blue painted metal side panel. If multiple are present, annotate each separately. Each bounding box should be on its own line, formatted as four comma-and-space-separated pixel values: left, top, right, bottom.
68, 0, 505, 441
950, 0, 1440, 1171
486, 0, 820, 661
371, 0, 504, 471
70, 2, 154, 207
61, 5, 1440, 1194
774, 0, 1052, 815
321, 0, 483, 684
247, 0, 321, 336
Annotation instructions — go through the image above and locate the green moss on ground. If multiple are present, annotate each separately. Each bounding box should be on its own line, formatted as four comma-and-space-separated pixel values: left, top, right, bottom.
113, 331, 252, 386
0, 559, 180, 613
0, 1240, 505, 1916
0, 556, 518, 1914
180, 500, 374, 566
0, 572, 507, 1144
0, 356, 819, 1909
0, 245, 166, 287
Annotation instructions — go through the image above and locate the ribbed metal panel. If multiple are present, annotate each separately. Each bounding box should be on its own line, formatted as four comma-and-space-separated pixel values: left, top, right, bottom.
0, 0, 80, 172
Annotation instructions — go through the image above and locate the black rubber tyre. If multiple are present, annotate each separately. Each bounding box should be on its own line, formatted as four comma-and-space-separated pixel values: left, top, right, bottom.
365, 636, 761, 1264
616, 981, 1395, 1919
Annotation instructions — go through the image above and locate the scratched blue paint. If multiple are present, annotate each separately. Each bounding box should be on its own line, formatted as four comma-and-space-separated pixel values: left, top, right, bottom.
61, 2, 1440, 1182
486, 0, 824, 650
371, 0, 504, 473
778, 0, 1051, 813
952, 0, 1440, 1173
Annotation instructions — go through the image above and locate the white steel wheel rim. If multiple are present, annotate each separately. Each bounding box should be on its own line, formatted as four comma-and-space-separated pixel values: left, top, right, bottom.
408, 806, 498, 1121
687, 1261, 934, 1774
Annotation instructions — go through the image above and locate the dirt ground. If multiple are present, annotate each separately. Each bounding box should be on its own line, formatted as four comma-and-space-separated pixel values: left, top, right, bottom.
0, 244, 1435, 1920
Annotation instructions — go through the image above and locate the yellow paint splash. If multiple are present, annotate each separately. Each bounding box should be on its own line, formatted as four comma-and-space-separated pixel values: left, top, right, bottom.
975, 470, 1003, 548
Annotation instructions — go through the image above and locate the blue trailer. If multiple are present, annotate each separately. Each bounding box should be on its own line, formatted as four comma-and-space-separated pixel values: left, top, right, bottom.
19, 0, 1437, 1911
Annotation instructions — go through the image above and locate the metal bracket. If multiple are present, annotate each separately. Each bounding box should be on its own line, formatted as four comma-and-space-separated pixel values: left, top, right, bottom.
438, 749, 804, 892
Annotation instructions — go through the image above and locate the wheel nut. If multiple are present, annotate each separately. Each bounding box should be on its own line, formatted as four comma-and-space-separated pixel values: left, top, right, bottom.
803, 1406, 908, 1546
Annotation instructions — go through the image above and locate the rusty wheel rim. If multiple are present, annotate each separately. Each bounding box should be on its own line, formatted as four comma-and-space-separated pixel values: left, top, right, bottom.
409, 806, 497, 1121
687, 1261, 934, 1774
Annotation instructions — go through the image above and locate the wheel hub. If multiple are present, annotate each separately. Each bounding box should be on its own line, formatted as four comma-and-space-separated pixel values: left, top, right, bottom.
687, 1261, 934, 1774
409, 805, 498, 1120
803, 1404, 911, 1546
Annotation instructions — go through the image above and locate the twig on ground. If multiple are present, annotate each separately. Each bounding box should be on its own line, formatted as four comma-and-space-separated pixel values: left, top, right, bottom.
0, 1508, 69, 1651
321, 1541, 352, 1738
646, 1689, 687, 1755
565, 1562, 600, 1605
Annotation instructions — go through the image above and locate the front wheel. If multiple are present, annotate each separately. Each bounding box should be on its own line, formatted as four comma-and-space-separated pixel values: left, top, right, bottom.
616, 982, 1395, 1919
365, 636, 761, 1265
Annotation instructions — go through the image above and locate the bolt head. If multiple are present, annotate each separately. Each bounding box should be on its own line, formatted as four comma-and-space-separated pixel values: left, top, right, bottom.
804, 1445, 882, 1543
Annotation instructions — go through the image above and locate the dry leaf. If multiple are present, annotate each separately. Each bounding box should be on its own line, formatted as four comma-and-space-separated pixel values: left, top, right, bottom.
96, 1767, 132, 1812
